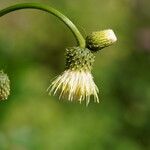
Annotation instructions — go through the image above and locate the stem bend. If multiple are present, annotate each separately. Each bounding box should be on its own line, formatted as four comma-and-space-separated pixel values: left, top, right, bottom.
0, 3, 85, 48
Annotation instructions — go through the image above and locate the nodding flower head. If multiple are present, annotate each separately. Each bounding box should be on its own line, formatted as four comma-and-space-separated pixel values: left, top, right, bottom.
47, 47, 99, 105
86, 29, 117, 52
0, 71, 10, 101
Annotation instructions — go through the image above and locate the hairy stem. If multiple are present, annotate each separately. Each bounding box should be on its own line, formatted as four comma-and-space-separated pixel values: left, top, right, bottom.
0, 3, 85, 47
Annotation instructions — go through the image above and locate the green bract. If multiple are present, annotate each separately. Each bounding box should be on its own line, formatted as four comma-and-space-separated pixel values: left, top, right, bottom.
65, 47, 95, 71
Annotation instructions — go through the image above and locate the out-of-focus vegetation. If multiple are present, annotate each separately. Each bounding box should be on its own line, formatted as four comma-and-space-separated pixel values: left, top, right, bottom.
0, 0, 150, 149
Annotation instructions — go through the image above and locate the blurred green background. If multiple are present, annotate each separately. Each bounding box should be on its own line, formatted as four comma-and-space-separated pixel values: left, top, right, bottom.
0, 0, 150, 149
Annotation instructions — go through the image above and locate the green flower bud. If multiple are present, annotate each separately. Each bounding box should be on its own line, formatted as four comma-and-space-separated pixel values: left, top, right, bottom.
86, 29, 117, 52
0, 71, 10, 101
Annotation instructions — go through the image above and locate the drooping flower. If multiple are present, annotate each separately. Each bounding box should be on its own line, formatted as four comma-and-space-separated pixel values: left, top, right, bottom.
47, 47, 99, 105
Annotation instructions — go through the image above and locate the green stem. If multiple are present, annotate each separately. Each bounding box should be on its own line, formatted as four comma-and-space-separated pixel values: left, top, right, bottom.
0, 3, 85, 48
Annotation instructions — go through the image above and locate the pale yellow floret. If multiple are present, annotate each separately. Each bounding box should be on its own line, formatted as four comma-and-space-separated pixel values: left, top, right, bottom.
47, 70, 99, 105
103, 29, 117, 43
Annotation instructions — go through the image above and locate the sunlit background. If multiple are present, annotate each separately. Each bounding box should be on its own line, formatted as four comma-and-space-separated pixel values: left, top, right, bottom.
0, 0, 150, 149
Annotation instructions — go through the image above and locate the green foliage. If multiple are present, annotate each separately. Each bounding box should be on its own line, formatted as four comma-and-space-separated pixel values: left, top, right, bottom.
0, 0, 150, 150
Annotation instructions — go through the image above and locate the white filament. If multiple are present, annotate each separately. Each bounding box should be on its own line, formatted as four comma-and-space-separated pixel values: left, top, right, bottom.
47, 70, 99, 105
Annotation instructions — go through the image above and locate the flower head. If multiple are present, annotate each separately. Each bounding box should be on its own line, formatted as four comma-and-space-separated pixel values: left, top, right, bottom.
0, 71, 10, 101
47, 47, 99, 105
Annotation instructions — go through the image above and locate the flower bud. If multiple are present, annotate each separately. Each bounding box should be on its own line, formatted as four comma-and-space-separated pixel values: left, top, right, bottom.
0, 71, 10, 101
86, 29, 117, 52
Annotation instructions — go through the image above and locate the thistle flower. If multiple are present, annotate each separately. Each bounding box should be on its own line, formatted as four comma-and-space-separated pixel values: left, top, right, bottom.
0, 71, 10, 100
47, 47, 99, 105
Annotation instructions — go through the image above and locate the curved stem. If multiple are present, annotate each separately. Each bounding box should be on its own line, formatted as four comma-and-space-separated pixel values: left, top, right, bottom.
0, 3, 85, 48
